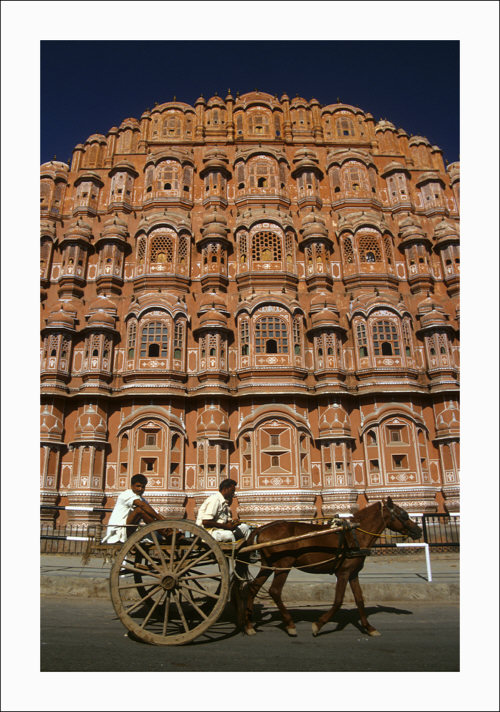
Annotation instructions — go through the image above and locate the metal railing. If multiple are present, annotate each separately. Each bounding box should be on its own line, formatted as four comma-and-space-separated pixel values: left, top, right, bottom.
40, 512, 460, 555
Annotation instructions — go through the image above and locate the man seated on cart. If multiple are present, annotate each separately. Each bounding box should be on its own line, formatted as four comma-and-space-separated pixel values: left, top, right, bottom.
102, 474, 168, 544
196, 478, 251, 543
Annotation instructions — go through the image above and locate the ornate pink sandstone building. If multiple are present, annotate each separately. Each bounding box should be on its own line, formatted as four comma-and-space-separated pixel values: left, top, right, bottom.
40, 91, 460, 527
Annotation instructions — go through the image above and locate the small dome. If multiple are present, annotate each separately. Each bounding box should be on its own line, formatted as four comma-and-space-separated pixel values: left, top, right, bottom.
100, 214, 129, 240
198, 292, 228, 313
375, 119, 396, 132
409, 135, 431, 147
310, 307, 341, 329
196, 406, 230, 440
318, 404, 352, 439
119, 118, 140, 130
206, 94, 225, 107
46, 308, 76, 329
433, 218, 459, 244
435, 404, 460, 438
201, 208, 228, 227
310, 291, 336, 310
88, 295, 118, 313
398, 215, 427, 242
62, 218, 92, 242
73, 406, 107, 442
300, 211, 329, 240
40, 405, 64, 442
380, 161, 409, 178
87, 311, 116, 328
198, 309, 229, 329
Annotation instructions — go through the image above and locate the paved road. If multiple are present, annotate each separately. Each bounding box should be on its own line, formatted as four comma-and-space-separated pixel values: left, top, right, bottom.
41, 596, 459, 672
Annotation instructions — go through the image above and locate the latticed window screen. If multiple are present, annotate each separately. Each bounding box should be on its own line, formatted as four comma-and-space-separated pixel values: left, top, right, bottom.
337, 118, 354, 136
240, 320, 249, 355
236, 115, 243, 133
40, 183, 50, 203
293, 317, 301, 354
384, 236, 394, 263
285, 232, 293, 262
372, 320, 400, 356
208, 334, 217, 357
274, 114, 281, 135
239, 232, 248, 262
305, 245, 313, 263
150, 235, 173, 263
60, 337, 71, 360
182, 166, 192, 189
325, 332, 335, 357
249, 161, 276, 189
236, 164, 245, 185
343, 237, 354, 263
127, 321, 136, 358
137, 237, 146, 263
140, 322, 168, 358
359, 235, 382, 262
402, 320, 413, 355
178, 235, 188, 266
173, 322, 184, 359
356, 323, 368, 356
438, 333, 449, 355
48, 334, 59, 357
252, 231, 282, 262
255, 317, 288, 353
330, 167, 341, 191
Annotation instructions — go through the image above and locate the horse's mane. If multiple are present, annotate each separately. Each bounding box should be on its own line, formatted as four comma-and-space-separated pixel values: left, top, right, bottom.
351, 501, 382, 523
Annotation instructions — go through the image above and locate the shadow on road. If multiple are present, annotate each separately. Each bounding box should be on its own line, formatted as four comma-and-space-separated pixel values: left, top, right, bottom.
250, 603, 414, 636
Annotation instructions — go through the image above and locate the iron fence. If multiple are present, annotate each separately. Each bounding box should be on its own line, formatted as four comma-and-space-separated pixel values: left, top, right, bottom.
40, 513, 459, 555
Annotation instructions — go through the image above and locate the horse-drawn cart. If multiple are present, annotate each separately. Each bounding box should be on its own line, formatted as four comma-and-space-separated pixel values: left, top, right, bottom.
84, 498, 421, 644
100, 518, 351, 646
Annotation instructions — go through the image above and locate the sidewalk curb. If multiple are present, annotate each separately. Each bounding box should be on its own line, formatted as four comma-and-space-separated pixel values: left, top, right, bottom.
41, 576, 459, 602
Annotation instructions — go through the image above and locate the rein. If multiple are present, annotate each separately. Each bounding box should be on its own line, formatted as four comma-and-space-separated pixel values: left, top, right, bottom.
355, 501, 407, 539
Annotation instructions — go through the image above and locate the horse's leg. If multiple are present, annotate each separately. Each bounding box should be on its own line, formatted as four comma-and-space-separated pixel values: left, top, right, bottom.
349, 576, 381, 637
243, 566, 272, 636
267, 569, 296, 636
312, 569, 350, 637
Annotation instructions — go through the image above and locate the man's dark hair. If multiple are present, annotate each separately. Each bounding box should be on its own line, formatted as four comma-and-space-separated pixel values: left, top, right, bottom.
219, 478, 237, 492
131, 474, 148, 486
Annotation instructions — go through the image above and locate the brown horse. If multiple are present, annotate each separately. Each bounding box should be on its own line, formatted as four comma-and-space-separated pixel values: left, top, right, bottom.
235, 497, 422, 638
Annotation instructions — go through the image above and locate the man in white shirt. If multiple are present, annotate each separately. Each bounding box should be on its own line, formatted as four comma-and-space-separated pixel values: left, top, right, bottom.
196, 478, 251, 542
102, 474, 167, 544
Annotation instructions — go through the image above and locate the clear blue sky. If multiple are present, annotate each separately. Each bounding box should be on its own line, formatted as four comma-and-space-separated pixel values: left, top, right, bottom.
42, 40, 459, 165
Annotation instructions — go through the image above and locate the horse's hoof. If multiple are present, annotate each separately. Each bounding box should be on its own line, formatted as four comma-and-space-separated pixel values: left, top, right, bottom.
245, 627, 257, 636
367, 629, 381, 637
312, 623, 320, 637
286, 627, 297, 637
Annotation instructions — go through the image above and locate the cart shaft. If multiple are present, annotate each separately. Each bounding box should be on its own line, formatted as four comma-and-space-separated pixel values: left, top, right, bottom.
239, 523, 359, 554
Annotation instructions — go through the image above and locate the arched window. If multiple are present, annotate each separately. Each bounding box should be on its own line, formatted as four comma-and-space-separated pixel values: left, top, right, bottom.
140, 322, 168, 358
372, 320, 400, 356
173, 322, 184, 360
255, 317, 288, 354
342, 236, 354, 263
248, 159, 277, 190
252, 231, 282, 262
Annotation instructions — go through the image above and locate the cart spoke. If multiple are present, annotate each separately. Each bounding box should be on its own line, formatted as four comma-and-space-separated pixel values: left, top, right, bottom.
133, 541, 163, 573
162, 593, 171, 636
139, 589, 167, 629
118, 579, 159, 591
150, 530, 168, 568
179, 582, 220, 600
123, 583, 162, 615
176, 548, 217, 576
171, 590, 190, 633
177, 585, 209, 620
120, 562, 161, 577
173, 535, 202, 572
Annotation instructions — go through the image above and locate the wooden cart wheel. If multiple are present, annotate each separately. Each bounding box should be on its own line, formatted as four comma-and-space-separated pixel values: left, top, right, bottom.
110, 519, 229, 646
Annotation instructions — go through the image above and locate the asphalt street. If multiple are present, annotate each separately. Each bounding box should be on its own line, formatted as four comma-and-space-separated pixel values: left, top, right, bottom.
41, 595, 459, 672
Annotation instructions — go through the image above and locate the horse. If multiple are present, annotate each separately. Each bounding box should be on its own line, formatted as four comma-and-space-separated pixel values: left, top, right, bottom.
234, 497, 422, 638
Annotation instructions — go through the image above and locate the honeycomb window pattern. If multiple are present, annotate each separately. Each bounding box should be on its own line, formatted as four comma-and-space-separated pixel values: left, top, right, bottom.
252, 231, 282, 262
342, 236, 354, 263
150, 235, 173, 264
255, 317, 288, 353
359, 235, 382, 263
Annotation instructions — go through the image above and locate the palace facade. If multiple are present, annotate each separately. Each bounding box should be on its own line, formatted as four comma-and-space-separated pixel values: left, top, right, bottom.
40, 91, 460, 526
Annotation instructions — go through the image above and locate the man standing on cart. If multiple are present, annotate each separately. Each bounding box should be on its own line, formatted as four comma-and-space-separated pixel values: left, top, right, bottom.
196, 478, 251, 542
